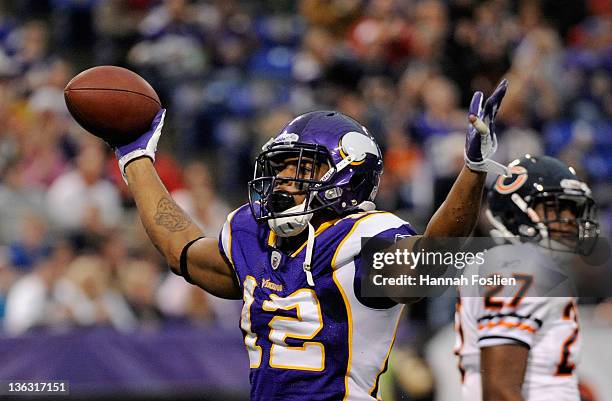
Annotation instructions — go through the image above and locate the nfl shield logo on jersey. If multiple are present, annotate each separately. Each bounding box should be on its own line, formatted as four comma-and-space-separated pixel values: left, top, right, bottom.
270, 251, 282, 270
395, 233, 411, 242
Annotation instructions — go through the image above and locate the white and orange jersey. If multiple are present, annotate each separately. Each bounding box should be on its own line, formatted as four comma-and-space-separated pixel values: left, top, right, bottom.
455, 243, 580, 401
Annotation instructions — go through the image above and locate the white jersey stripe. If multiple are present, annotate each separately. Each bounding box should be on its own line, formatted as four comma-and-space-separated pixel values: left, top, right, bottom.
220, 207, 240, 266
332, 212, 408, 400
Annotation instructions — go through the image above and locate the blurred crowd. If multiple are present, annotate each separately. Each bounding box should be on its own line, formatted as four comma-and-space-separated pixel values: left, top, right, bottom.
0, 0, 610, 351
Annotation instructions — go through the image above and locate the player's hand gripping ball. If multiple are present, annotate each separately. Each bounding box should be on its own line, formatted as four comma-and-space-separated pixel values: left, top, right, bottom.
65, 65, 167, 182
114, 108, 165, 181
64, 65, 161, 146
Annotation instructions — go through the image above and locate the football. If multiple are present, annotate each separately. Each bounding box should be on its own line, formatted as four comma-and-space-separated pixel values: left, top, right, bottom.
64, 65, 161, 145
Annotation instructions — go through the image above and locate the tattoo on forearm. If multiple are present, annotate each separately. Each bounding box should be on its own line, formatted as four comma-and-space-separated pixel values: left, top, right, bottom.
154, 197, 191, 232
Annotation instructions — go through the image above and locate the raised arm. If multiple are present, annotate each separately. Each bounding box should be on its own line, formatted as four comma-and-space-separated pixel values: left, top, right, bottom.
425, 80, 509, 238
424, 166, 486, 237
389, 81, 510, 304
116, 111, 240, 299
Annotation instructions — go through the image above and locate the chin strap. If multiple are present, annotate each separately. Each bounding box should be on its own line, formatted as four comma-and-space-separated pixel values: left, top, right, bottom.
358, 201, 376, 211
485, 209, 521, 245
302, 223, 315, 286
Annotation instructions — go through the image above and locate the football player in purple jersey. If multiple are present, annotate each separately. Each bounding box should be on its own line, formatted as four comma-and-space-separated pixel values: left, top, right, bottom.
112, 80, 509, 400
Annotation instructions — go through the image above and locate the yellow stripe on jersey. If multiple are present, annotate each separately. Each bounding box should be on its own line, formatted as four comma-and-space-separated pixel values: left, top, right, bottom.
267, 230, 276, 247
266, 218, 341, 255
369, 311, 402, 397
289, 218, 341, 257
332, 265, 353, 401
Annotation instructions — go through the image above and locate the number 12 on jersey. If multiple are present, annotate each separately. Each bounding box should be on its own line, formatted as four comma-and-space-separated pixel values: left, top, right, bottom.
240, 276, 325, 371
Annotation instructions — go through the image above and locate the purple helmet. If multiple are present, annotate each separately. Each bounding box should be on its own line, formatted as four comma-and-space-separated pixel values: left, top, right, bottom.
248, 110, 383, 224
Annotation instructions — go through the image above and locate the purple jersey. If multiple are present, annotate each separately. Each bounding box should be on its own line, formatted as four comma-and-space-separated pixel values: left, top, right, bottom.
219, 204, 415, 401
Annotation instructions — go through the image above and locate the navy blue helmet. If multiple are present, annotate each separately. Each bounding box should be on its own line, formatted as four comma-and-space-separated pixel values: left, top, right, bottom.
487, 155, 599, 254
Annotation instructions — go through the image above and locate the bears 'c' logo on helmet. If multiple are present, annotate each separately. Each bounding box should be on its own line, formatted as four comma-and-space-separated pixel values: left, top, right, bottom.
495, 166, 528, 194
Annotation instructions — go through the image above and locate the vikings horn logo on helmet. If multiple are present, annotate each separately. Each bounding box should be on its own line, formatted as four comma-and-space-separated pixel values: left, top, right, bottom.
339, 131, 381, 163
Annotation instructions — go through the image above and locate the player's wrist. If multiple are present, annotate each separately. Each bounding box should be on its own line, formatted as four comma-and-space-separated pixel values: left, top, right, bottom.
124, 155, 153, 170
463, 160, 487, 175
117, 149, 154, 183
464, 155, 509, 176
115, 108, 165, 183
123, 155, 154, 179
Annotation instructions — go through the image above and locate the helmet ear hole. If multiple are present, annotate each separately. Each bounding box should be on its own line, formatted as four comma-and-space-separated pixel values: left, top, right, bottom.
348, 171, 366, 195
347, 170, 377, 205
503, 210, 516, 227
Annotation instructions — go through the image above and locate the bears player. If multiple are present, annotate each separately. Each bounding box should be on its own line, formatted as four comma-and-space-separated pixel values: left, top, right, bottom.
112, 80, 509, 400
455, 155, 599, 401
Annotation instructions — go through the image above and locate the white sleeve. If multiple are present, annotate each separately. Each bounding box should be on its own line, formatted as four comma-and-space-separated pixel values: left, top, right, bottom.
219, 217, 232, 263
217, 207, 243, 288
219, 208, 240, 265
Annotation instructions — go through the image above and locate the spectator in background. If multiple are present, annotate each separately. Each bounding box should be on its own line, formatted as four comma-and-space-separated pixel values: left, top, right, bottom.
409, 0, 449, 64
155, 274, 220, 326
0, 60, 19, 172
426, 132, 465, 210
7, 213, 49, 272
99, 231, 129, 273
3, 241, 73, 335
93, 0, 149, 66
172, 161, 230, 236
46, 139, 122, 235
117, 259, 163, 325
411, 75, 465, 143
6, 20, 50, 76
292, 26, 338, 85
299, 0, 361, 36
20, 58, 74, 188
0, 157, 45, 245
496, 126, 544, 165
183, 285, 219, 325
346, 0, 418, 75
128, 0, 209, 96
0, 247, 16, 320
395, 61, 431, 124
512, 29, 564, 127
54, 254, 135, 332
380, 124, 428, 218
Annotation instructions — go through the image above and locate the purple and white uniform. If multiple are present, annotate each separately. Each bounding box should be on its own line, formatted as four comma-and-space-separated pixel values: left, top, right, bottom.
219, 204, 415, 401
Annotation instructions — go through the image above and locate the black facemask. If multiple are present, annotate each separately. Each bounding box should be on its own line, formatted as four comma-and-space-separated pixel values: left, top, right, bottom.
268, 191, 297, 214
